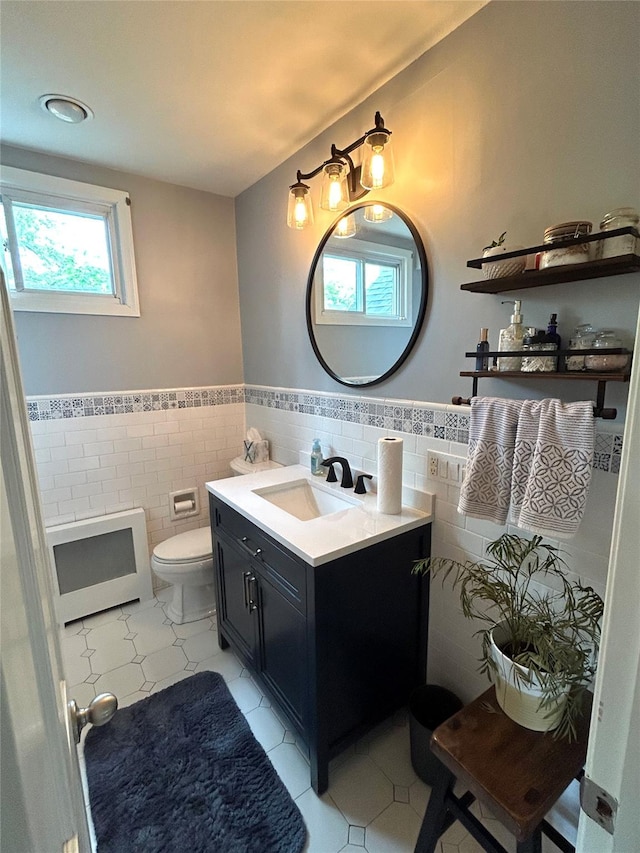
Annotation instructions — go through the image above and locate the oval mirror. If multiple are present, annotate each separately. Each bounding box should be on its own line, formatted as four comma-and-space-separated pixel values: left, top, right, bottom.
306, 202, 428, 387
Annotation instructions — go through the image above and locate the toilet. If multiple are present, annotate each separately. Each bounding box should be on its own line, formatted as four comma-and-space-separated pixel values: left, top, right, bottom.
152, 457, 281, 624
229, 456, 282, 476
151, 527, 215, 624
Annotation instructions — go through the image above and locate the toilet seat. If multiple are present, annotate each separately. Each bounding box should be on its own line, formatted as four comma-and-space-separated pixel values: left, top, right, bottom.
152, 527, 212, 565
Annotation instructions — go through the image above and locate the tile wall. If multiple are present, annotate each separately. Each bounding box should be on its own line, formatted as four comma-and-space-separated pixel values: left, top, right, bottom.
28, 386, 245, 555
28, 382, 623, 703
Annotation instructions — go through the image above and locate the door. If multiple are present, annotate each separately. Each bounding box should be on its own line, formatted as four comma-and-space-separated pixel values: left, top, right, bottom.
576, 305, 640, 851
214, 532, 259, 667
0, 270, 91, 852
257, 570, 308, 731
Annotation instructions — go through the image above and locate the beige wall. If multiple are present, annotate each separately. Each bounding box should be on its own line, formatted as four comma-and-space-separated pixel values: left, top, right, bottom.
235, 0, 640, 420
2, 146, 243, 395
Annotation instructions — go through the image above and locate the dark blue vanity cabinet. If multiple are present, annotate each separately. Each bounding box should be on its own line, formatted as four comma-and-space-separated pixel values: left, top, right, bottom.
209, 494, 430, 794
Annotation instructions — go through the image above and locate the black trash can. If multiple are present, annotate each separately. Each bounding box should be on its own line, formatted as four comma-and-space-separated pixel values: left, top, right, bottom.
409, 685, 463, 784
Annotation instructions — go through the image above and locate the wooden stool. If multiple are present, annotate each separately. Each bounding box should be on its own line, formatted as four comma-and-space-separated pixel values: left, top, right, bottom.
415, 686, 591, 853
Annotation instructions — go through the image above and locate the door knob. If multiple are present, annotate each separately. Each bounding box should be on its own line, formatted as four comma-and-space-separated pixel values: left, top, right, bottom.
68, 693, 118, 744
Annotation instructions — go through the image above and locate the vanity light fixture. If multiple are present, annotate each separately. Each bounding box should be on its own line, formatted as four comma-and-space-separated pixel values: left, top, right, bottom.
39, 94, 94, 124
287, 111, 394, 230
364, 203, 393, 223
333, 214, 356, 238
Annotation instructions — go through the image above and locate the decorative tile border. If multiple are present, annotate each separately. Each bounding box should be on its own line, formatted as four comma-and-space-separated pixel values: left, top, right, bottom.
25, 383, 625, 474
26, 385, 245, 421
244, 385, 471, 443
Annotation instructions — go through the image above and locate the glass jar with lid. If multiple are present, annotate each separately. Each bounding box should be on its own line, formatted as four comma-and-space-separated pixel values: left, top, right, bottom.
566, 323, 596, 371
540, 221, 593, 269
597, 207, 639, 259
521, 329, 558, 372
584, 331, 630, 372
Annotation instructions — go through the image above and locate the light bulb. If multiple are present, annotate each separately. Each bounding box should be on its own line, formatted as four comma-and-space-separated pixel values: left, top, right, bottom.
360, 131, 394, 191
370, 149, 385, 188
287, 183, 313, 230
295, 198, 308, 225
364, 204, 393, 223
320, 161, 348, 212
334, 215, 356, 238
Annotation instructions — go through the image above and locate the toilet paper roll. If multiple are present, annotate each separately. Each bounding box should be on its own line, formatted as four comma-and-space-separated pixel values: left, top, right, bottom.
174, 499, 195, 514
377, 437, 403, 515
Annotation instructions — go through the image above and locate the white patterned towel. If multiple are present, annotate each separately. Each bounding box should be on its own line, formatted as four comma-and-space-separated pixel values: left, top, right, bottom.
458, 397, 523, 524
514, 399, 595, 539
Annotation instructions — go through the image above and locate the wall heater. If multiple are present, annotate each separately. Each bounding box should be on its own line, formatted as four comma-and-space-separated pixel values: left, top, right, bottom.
46, 507, 153, 625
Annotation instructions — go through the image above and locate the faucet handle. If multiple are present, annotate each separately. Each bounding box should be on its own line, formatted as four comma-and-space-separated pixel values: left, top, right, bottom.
354, 474, 373, 494
322, 460, 338, 482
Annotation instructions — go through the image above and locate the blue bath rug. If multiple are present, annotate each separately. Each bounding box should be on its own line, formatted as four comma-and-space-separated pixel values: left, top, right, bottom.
84, 671, 307, 853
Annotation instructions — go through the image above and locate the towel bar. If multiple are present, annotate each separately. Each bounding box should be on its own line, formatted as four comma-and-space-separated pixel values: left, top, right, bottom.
451, 395, 616, 419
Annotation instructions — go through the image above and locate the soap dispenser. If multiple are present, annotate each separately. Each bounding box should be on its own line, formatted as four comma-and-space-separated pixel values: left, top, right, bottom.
310, 439, 324, 476
498, 300, 524, 371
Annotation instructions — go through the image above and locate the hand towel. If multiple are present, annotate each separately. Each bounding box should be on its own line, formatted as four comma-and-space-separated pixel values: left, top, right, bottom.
458, 397, 523, 524
515, 399, 595, 539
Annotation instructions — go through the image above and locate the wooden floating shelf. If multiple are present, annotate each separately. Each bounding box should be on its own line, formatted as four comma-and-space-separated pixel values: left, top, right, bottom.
461, 254, 640, 294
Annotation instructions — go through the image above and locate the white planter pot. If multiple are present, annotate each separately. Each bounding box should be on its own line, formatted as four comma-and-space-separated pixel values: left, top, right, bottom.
489, 622, 569, 732
482, 245, 526, 279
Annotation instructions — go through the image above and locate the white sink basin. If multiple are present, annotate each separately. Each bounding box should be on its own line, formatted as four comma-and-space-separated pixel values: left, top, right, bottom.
252, 478, 359, 521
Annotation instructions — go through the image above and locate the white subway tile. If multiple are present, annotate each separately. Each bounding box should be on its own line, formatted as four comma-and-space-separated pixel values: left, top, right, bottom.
50, 445, 85, 461
65, 429, 98, 446
96, 427, 127, 441
84, 440, 115, 456
40, 487, 72, 505
38, 459, 70, 477
169, 431, 191, 446
37, 476, 55, 491
68, 457, 100, 472
113, 438, 142, 453
116, 462, 144, 478
126, 424, 155, 438
128, 449, 157, 463
142, 434, 169, 449
31, 432, 66, 449
99, 452, 129, 468
153, 421, 180, 435
59, 497, 91, 515
131, 472, 158, 488
34, 448, 51, 464
155, 444, 183, 460
54, 471, 87, 489
109, 477, 133, 492
87, 467, 117, 483
72, 482, 104, 499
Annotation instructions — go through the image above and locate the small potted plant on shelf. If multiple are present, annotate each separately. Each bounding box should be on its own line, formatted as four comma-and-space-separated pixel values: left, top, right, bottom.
413, 533, 603, 740
482, 231, 526, 279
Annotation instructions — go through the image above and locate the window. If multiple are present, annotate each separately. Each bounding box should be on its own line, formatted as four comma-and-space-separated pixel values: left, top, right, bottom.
314, 238, 412, 327
0, 166, 140, 316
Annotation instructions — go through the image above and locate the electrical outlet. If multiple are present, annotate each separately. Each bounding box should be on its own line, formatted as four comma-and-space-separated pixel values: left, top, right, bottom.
428, 452, 439, 478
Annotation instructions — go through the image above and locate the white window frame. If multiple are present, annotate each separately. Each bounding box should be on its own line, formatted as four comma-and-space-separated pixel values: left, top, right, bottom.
0, 166, 140, 317
314, 237, 413, 327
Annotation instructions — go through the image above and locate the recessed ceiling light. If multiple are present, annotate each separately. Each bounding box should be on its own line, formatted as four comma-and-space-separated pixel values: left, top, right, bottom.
39, 94, 94, 124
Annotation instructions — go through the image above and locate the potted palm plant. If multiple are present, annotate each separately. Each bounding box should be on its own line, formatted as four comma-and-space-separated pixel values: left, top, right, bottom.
413, 533, 603, 740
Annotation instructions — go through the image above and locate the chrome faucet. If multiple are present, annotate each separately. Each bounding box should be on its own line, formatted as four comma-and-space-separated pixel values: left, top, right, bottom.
322, 457, 354, 488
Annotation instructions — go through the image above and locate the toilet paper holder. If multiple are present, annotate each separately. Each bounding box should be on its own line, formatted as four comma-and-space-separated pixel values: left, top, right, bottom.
169, 488, 199, 521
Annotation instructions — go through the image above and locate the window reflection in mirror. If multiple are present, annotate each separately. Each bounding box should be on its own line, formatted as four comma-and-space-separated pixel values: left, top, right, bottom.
306, 203, 428, 387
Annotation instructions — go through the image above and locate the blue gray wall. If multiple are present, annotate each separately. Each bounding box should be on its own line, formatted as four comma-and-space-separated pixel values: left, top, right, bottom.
2, 147, 243, 395
235, 1, 640, 419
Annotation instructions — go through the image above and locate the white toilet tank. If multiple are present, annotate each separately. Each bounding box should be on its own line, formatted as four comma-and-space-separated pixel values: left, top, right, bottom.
230, 457, 282, 476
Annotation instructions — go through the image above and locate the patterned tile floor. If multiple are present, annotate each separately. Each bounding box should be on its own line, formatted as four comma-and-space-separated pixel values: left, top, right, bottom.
62, 591, 580, 853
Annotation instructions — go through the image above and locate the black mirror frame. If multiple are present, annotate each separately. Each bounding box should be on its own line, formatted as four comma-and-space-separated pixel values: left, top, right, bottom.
305, 202, 429, 388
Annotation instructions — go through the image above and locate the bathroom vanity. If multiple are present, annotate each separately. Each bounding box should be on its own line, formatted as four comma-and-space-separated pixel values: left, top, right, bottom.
207, 465, 432, 794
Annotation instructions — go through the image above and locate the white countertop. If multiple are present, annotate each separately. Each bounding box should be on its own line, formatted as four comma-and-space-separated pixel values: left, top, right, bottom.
206, 464, 433, 566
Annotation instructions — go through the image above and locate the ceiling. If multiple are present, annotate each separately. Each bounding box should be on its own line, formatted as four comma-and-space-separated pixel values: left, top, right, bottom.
0, 1, 486, 197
